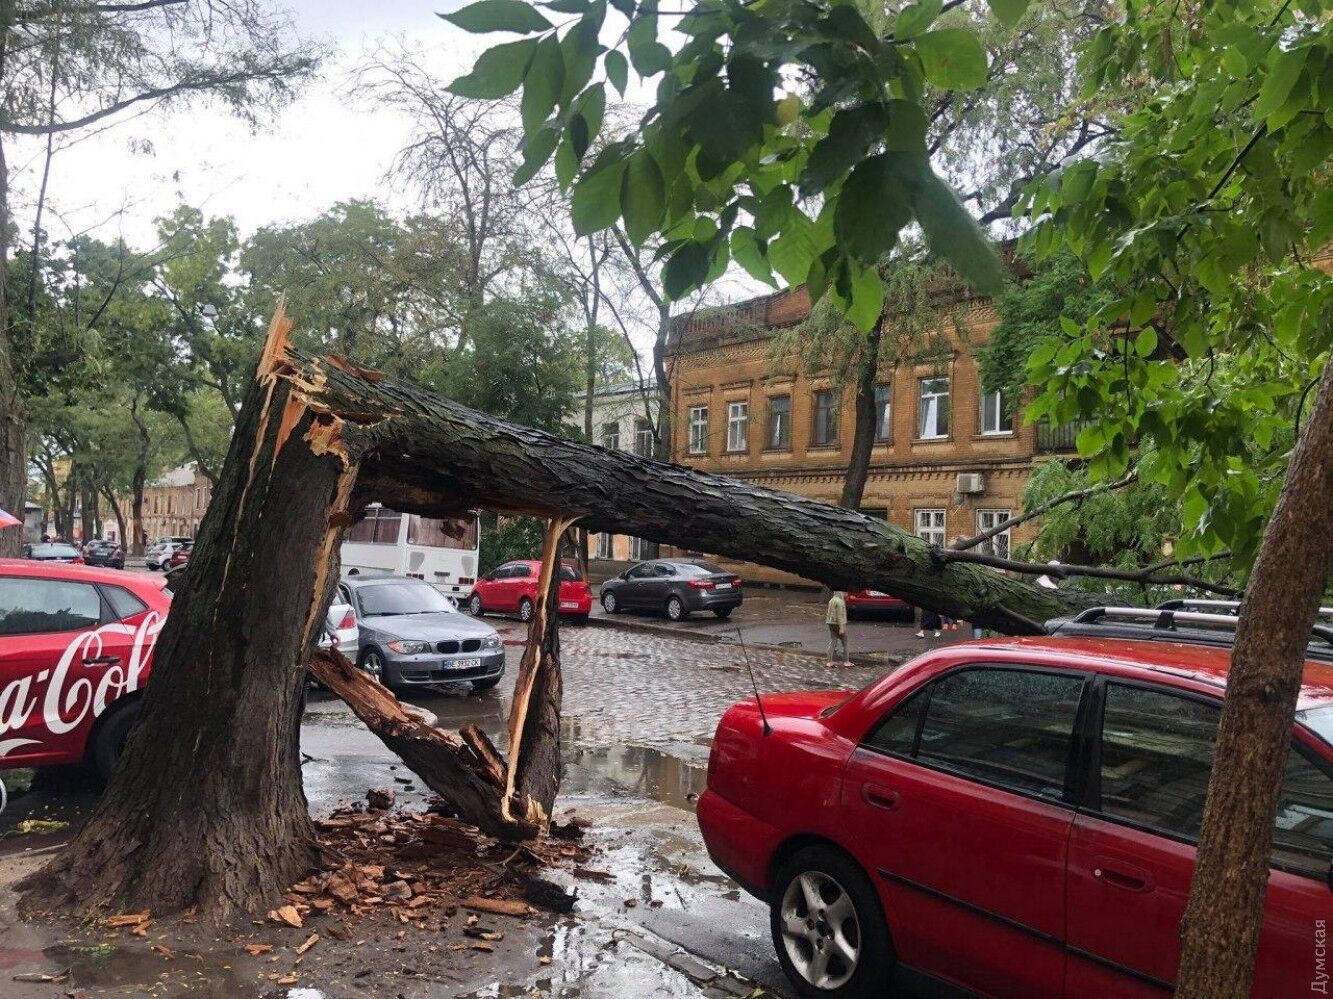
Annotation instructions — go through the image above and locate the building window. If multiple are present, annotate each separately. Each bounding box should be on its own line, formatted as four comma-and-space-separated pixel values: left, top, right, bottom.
634, 418, 654, 457
726, 401, 748, 452
976, 509, 1012, 559
979, 388, 1010, 435
915, 508, 946, 547
918, 377, 950, 439
629, 536, 651, 560
768, 395, 791, 449
595, 533, 613, 559
874, 384, 892, 442
688, 406, 709, 455
812, 389, 839, 446
347, 505, 404, 544
601, 421, 621, 450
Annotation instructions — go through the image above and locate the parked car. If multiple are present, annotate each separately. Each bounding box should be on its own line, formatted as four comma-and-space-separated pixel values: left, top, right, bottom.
166, 542, 194, 570
338, 575, 504, 694
24, 542, 83, 564
468, 560, 592, 623
845, 589, 913, 623
697, 605, 1333, 998
600, 559, 743, 621
145, 536, 192, 571
319, 597, 359, 655
82, 540, 125, 570
0, 560, 171, 779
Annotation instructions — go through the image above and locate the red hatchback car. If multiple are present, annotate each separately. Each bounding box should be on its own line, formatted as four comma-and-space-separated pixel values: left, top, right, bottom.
468, 560, 592, 623
698, 607, 1333, 998
0, 560, 169, 778
845, 589, 913, 622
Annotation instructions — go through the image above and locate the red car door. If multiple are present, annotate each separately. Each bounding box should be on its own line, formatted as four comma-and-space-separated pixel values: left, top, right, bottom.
1065, 680, 1332, 996
487, 564, 519, 612
839, 665, 1088, 997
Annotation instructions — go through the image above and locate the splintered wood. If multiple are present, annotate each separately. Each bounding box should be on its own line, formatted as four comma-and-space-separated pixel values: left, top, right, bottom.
278, 798, 591, 930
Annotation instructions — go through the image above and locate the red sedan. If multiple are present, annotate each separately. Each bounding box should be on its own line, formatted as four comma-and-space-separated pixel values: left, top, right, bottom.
845, 589, 913, 622
467, 560, 592, 623
166, 542, 194, 570
697, 611, 1332, 998
0, 559, 170, 778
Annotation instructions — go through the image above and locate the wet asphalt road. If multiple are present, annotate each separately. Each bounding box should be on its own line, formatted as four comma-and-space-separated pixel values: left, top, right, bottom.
1, 617, 897, 997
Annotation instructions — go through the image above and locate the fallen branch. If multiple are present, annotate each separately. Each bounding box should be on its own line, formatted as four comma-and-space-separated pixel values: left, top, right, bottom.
936, 548, 1240, 597
949, 467, 1140, 551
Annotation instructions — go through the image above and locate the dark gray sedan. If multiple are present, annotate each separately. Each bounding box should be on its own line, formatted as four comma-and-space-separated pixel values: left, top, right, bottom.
338, 575, 505, 694
599, 559, 743, 621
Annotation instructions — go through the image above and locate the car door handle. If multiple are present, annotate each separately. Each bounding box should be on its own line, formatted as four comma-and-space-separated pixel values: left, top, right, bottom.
1093, 861, 1155, 893
861, 783, 902, 811
82, 655, 121, 666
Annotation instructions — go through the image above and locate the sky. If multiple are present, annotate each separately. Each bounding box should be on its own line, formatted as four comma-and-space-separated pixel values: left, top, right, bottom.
9, 1, 488, 247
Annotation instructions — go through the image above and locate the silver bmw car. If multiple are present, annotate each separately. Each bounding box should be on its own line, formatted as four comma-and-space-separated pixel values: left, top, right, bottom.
337, 575, 505, 693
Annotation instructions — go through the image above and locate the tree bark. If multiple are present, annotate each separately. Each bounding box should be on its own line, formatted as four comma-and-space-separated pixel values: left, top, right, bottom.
1175, 358, 1333, 997
101, 485, 127, 550
839, 317, 885, 510
130, 396, 149, 555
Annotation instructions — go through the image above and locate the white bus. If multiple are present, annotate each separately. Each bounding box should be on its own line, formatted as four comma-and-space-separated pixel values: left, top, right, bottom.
340, 505, 481, 600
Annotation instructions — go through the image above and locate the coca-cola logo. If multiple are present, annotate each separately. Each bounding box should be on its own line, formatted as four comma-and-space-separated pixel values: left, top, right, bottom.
0, 612, 164, 759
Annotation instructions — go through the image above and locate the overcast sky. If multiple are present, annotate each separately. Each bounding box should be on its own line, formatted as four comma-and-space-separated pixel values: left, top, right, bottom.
10, 1, 490, 247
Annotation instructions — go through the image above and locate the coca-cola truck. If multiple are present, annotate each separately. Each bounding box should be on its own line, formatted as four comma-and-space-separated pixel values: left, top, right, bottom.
0, 559, 169, 778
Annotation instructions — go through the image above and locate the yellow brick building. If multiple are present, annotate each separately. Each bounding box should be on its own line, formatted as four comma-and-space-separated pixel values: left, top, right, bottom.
664, 286, 1072, 585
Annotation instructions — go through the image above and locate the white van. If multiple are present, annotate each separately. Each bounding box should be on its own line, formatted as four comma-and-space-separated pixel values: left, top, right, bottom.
340, 505, 481, 600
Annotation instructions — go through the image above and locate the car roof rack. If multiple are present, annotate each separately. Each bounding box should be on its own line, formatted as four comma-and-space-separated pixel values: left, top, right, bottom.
1045, 604, 1333, 663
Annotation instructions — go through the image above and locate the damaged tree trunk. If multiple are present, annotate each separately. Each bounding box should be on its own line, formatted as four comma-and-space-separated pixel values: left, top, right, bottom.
24, 309, 1103, 924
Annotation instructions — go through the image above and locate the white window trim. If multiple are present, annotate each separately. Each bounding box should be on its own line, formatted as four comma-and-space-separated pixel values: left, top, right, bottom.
688, 406, 709, 455
874, 384, 892, 443
979, 389, 1010, 436
726, 401, 749, 452
768, 396, 791, 449
915, 508, 947, 547
976, 509, 1012, 559
918, 378, 950, 440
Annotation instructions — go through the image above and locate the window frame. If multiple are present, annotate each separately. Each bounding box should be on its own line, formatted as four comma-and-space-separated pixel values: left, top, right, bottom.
857, 662, 1096, 809
600, 421, 621, 451
978, 387, 1010, 436
915, 508, 947, 547
633, 418, 655, 457
1083, 675, 1333, 882
725, 400, 749, 453
767, 394, 792, 450
873, 384, 892, 443
0, 577, 110, 637
976, 509, 1012, 560
687, 405, 709, 455
812, 389, 839, 447
917, 376, 951, 440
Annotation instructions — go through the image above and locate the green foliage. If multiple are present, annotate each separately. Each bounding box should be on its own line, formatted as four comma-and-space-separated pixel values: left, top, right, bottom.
1019, 0, 1333, 567
479, 515, 547, 574
447, 0, 1031, 325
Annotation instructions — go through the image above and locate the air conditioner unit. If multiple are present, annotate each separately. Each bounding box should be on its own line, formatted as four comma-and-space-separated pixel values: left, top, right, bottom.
957, 472, 985, 495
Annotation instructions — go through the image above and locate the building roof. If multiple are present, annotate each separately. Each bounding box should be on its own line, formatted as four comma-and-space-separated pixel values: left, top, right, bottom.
571, 378, 657, 404
150, 463, 200, 488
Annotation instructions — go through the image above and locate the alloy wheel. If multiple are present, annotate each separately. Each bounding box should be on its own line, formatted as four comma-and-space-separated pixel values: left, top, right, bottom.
519, 598, 534, 622
667, 596, 684, 621
602, 592, 617, 613
363, 651, 383, 680
469, 594, 483, 616
779, 871, 861, 991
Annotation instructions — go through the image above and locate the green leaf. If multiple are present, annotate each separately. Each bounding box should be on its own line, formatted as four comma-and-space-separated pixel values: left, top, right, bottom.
571, 158, 627, 235
1134, 326, 1158, 358
559, 6, 604, 106
521, 34, 565, 130
730, 227, 775, 286
449, 38, 538, 98
605, 49, 628, 96
908, 160, 1005, 294
1253, 46, 1307, 122
800, 103, 890, 195
833, 154, 912, 263
663, 241, 711, 299
514, 127, 559, 185
628, 14, 672, 76
439, 0, 552, 34
895, 0, 942, 41
987, 0, 1028, 27
768, 213, 819, 287
554, 135, 579, 189
543, 0, 589, 10
687, 88, 763, 164
916, 29, 989, 91
575, 83, 606, 151
620, 150, 666, 244
845, 266, 884, 332
884, 99, 927, 153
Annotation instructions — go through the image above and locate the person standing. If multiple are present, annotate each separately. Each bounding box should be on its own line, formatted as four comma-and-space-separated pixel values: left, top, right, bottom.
826, 590, 850, 667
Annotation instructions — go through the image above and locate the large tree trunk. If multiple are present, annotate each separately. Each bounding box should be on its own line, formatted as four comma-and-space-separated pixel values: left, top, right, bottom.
21, 310, 349, 922
839, 317, 885, 511
1175, 358, 1333, 997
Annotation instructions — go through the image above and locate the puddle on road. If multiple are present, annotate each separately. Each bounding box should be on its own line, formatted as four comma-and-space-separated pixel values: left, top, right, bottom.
561, 744, 707, 813
40, 942, 258, 997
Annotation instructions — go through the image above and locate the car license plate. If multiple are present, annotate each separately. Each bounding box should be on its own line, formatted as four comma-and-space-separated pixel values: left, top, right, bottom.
868, 590, 888, 597
559, 601, 579, 609
453, 658, 482, 670
715, 582, 732, 590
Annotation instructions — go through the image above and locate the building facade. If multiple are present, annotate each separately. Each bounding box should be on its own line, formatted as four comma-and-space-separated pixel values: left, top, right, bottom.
565, 380, 660, 565
665, 286, 1072, 586
139, 463, 212, 544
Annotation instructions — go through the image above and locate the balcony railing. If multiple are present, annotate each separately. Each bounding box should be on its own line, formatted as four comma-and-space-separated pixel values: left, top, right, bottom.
1036, 420, 1089, 453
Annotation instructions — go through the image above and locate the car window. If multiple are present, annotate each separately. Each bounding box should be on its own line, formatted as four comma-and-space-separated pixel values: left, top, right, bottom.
559, 565, 582, 582
915, 667, 1084, 799
653, 564, 676, 577
1101, 683, 1333, 877
29, 544, 80, 558
513, 564, 533, 578
863, 687, 930, 755
626, 562, 655, 580
102, 585, 147, 620
682, 561, 727, 575
357, 581, 454, 616
0, 578, 103, 635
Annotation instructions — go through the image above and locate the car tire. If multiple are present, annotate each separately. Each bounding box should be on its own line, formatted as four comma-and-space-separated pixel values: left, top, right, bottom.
601, 591, 619, 614
91, 699, 141, 782
469, 594, 484, 616
713, 607, 734, 619
666, 595, 688, 621
770, 845, 895, 999
360, 648, 387, 685
518, 597, 535, 623
471, 677, 502, 692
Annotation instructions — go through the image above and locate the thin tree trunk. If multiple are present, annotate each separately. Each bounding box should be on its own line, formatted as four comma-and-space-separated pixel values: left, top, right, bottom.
102, 485, 127, 550
130, 397, 149, 555
839, 317, 885, 510
1175, 358, 1333, 997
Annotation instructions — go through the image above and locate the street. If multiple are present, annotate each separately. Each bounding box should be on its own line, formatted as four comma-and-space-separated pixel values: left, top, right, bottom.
1, 616, 895, 997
